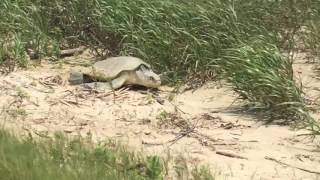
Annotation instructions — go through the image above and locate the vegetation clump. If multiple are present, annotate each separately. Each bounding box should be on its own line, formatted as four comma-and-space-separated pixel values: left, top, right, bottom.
0, 130, 216, 179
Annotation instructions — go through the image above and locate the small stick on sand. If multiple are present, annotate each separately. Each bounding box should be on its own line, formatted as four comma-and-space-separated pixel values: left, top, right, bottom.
216, 150, 248, 160
96, 91, 113, 98
168, 127, 196, 146
59, 99, 72, 107
212, 142, 237, 146
142, 140, 164, 146
265, 156, 320, 175
168, 101, 189, 115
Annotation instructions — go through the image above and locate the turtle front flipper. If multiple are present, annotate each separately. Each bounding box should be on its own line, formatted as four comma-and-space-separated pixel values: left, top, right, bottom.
111, 76, 127, 89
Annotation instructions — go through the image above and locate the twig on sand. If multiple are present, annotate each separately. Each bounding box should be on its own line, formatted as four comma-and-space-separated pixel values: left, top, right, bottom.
296, 133, 316, 137
216, 150, 248, 160
168, 127, 196, 146
168, 101, 189, 115
265, 156, 320, 175
212, 142, 237, 146
141, 128, 196, 147
192, 130, 218, 143
142, 120, 198, 147
141, 140, 164, 146
95, 91, 113, 98
59, 99, 72, 107
167, 114, 202, 146
39, 75, 63, 87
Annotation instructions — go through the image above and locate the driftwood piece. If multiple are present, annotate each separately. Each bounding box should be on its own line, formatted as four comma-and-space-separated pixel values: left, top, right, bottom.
216, 150, 248, 160
60, 46, 86, 57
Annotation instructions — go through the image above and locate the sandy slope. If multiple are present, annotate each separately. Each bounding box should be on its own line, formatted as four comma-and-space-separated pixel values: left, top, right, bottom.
0, 52, 319, 180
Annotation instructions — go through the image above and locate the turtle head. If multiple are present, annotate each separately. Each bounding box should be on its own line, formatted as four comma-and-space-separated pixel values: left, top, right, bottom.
135, 65, 161, 88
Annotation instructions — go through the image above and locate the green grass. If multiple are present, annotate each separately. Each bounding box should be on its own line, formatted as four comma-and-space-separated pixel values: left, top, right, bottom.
0, 130, 162, 180
219, 37, 305, 119
1, 0, 319, 76
303, 21, 320, 61
301, 0, 320, 60
0, 129, 216, 180
0, 0, 297, 81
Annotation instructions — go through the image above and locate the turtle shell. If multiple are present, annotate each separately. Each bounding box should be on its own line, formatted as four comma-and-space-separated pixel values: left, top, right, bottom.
91, 56, 151, 81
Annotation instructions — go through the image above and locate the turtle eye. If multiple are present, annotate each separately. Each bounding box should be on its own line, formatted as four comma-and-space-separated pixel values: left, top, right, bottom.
149, 76, 155, 81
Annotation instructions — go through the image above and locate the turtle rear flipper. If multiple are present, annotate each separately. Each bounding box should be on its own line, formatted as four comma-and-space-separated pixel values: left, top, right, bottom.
69, 70, 94, 85
69, 71, 84, 85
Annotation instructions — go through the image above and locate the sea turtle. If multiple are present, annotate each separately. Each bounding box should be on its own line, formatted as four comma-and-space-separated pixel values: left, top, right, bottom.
68, 56, 161, 91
